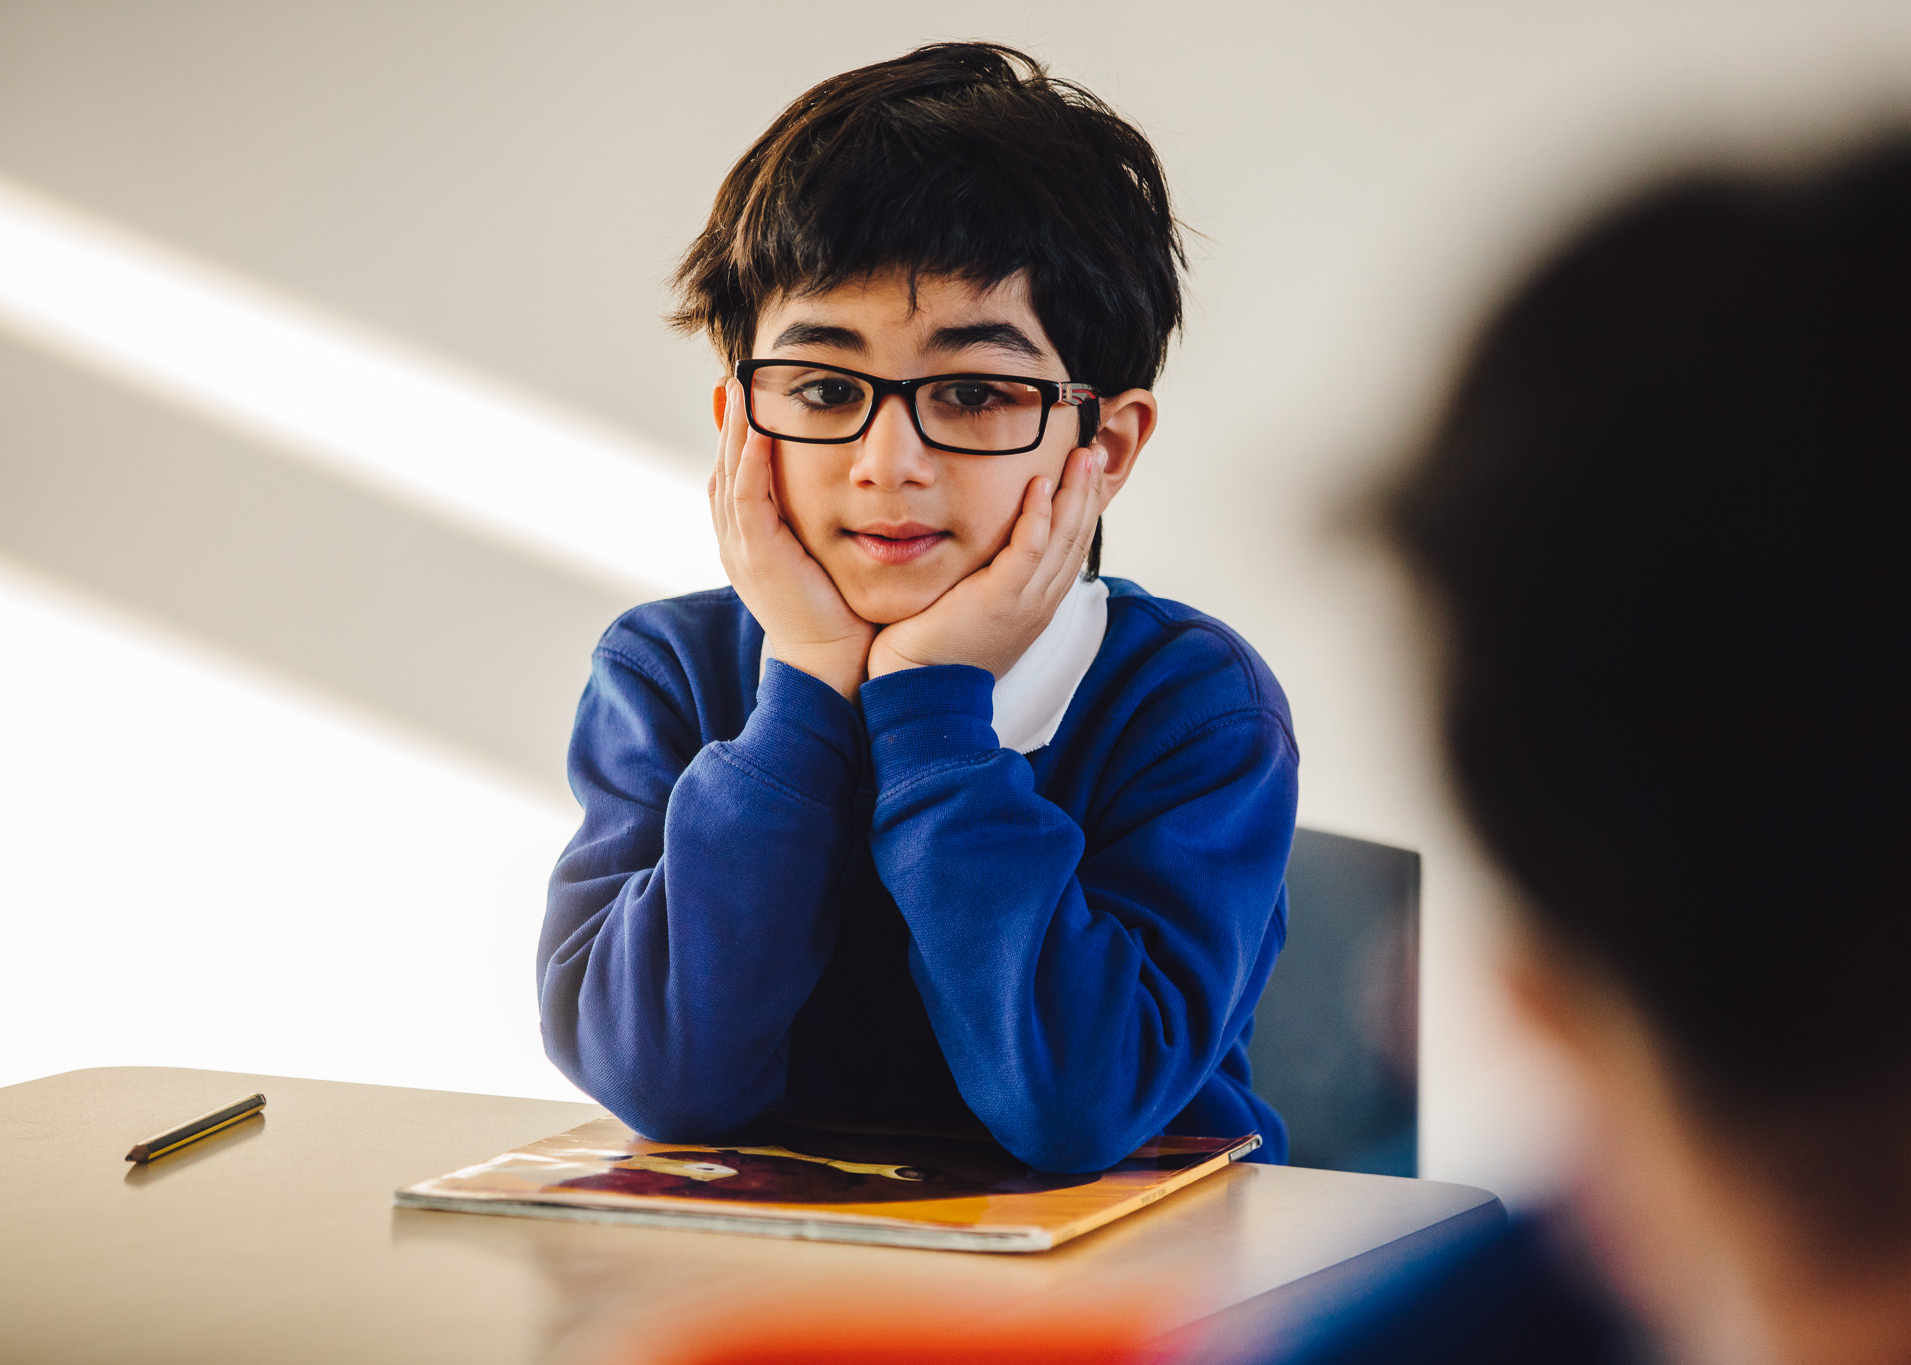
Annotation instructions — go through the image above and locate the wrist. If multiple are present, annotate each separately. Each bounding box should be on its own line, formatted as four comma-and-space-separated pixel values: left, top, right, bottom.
862, 664, 1000, 775
869, 634, 1016, 683
731, 660, 866, 807
772, 639, 870, 701
865, 637, 916, 681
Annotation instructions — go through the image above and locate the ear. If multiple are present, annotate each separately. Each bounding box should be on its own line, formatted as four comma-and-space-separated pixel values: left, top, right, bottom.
1084, 389, 1157, 507
1505, 932, 1583, 1054
712, 381, 730, 431
1504, 926, 1633, 1074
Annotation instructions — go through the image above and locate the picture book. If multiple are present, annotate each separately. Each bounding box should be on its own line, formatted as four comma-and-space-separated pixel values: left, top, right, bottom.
395, 1116, 1260, 1253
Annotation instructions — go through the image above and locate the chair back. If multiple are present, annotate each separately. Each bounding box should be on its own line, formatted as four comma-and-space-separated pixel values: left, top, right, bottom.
1248, 827, 1420, 1176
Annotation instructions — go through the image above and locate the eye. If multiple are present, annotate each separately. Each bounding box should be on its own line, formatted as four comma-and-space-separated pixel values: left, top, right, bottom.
928, 380, 1008, 412
788, 374, 866, 410
923, 378, 1042, 418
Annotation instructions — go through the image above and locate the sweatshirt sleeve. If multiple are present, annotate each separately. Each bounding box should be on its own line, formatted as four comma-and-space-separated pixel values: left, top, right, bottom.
861, 658, 1298, 1174
539, 652, 865, 1140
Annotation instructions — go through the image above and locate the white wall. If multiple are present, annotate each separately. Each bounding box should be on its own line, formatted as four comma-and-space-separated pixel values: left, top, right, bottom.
4, 0, 1910, 1202
0, 559, 581, 1100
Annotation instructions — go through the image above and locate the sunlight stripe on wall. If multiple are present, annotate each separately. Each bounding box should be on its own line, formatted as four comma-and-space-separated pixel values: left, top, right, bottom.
0, 176, 719, 598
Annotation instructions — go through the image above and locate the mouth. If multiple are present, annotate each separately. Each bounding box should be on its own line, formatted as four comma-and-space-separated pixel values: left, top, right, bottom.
844, 523, 950, 565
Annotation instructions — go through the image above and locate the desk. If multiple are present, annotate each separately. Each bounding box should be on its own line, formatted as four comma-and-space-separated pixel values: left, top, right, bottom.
0, 1068, 1501, 1364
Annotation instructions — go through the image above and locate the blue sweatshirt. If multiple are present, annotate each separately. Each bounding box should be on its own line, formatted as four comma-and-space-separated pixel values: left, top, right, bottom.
539, 577, 1299, 1173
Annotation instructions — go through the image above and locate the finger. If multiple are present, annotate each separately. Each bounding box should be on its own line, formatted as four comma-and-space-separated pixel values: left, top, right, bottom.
712, 379, 752, 539
728, 427, 797, 569
731, 424, 776, 509
1039, 447, 1102, 576
709, 418, 729, 539
711, 380, 734, 477
1000, 474, 1056, 581
1074, 445, 1109, 548
1013, 448, 1099, 611
1078, 445, 1109, 536
721, 378, 749, 485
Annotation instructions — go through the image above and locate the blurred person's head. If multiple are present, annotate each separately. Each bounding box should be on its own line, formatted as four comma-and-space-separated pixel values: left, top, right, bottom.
1390, 138, 1911, 1362
671, 41, 1179, 616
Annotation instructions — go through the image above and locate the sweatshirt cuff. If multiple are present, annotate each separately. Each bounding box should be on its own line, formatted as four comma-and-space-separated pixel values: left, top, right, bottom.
725, 658, 866, 808
861, 664, 999, 783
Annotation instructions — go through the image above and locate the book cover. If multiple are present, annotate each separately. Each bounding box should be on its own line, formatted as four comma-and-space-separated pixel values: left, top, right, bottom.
395, 1117, 1260, 1253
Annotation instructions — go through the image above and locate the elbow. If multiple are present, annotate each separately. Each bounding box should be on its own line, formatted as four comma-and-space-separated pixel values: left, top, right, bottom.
988, 1096, 1156, 1175
1006, 1125, 1147, 1175
1021, 1136, 1139, 1175
542, 1024, 771, 1144
609, 1095, 754, 1146
566, 1066, 764, 1144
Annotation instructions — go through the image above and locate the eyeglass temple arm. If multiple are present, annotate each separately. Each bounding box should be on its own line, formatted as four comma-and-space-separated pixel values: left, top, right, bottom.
1076, 391, 1104, 580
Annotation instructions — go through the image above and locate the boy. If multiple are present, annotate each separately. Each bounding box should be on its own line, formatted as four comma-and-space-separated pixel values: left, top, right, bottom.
1266, 139, 1911, 1362
539, 43, 1298, 1174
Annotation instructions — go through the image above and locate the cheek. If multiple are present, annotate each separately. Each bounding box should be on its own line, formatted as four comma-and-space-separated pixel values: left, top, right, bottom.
962, 473, 1033, 555
966, 443, 1071, 548
768, 448, 829, 540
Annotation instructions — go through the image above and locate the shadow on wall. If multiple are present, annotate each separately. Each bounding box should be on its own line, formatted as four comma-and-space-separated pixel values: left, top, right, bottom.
0, 331, 637, 806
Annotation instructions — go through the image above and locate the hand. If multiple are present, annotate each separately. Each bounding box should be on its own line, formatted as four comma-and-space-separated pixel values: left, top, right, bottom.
868, 444, 1107, 681
710, 379, 874, 699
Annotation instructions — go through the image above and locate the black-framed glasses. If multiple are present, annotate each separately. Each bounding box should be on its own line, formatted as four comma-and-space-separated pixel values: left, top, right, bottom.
737, 360, 1098, 456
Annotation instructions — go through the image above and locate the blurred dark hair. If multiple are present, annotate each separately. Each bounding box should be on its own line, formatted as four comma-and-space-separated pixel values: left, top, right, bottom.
669, 41, 1185, 395
1390, 139, 1911, 1248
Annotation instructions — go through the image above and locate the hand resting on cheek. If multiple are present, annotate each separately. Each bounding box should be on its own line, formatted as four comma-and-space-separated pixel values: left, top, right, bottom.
708, 379, 875, 700
867, 443, 1109, 682
712, 371, 1111, 696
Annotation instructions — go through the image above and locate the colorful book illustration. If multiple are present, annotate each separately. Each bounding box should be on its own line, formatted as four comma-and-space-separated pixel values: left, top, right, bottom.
395, 1117, 1260, 1253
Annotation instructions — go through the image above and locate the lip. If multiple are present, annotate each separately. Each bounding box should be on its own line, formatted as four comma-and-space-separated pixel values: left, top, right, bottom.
844, 523, 949, 565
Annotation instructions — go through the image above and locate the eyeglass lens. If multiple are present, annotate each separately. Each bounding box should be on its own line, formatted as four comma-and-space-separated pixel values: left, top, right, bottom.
746, 364, 1049, 453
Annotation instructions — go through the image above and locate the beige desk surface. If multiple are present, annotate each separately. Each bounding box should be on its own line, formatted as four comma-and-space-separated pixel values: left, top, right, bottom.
0, 1067, 1501, 1365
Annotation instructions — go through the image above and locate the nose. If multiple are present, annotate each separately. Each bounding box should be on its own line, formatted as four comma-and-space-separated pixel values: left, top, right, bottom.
849, 394, 937, 491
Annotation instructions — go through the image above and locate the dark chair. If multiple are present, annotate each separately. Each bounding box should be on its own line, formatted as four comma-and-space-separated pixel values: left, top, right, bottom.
1248, 827, 1420, 1177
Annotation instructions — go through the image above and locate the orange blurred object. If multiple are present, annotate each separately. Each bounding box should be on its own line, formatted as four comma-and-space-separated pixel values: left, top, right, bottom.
647, 1301, 1178, 1365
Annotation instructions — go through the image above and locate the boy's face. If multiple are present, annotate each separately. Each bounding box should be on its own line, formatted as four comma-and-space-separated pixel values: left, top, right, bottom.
745, 271, 1086, 625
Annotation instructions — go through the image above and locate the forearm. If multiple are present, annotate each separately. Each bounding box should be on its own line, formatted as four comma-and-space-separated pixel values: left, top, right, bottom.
864, 665, 1295, 1171
540, 660, 866, 1138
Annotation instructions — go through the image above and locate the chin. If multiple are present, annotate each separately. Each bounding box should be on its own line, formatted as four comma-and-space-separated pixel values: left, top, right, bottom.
843, 581, 945, 626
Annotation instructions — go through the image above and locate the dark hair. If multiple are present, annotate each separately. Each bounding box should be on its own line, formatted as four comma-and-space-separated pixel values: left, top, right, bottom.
1389, 139, 1911, 1247
669, 41, 1184, 396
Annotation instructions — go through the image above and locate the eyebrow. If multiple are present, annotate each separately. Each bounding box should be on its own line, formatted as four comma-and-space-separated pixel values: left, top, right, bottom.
769, 322, 865, 352
927, 322, 1048, 363
766, 319, 1050, 364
